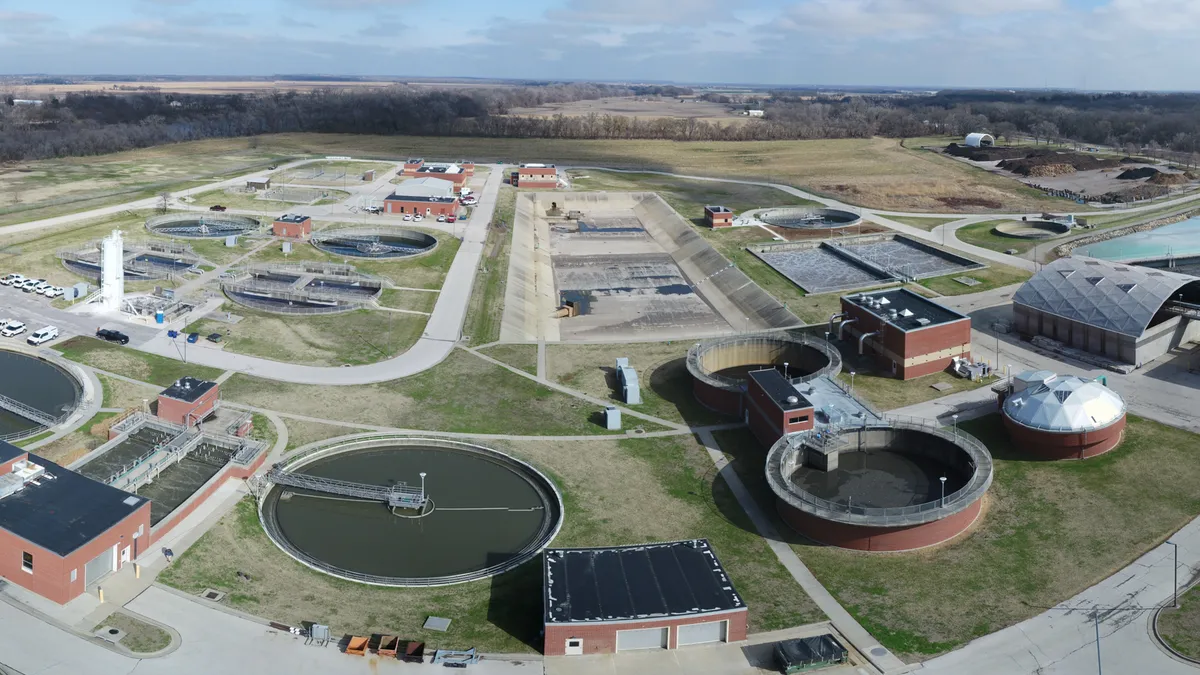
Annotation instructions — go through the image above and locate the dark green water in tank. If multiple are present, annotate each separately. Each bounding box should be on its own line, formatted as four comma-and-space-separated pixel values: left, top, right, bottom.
0, 351, 80, 437
266, 444, 557, 582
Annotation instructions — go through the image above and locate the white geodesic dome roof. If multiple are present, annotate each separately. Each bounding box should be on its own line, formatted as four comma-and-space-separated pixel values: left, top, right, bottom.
1003, 375, 1125, 432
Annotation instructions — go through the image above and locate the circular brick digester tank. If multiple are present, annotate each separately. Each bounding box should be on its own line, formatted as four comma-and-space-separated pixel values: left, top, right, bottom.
766, 420, 993, 552
686, 334, 841, 416
1002, 374, 1126, 460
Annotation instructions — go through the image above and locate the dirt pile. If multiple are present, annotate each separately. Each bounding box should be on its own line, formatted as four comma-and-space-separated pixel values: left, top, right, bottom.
1117, 167, 1158, 180
1149, 171, 1194, 186
1027, 164, 1077, 178
938, 196, 1003, 209
998, 152, 1120, 176
1098, 184, 1170, 203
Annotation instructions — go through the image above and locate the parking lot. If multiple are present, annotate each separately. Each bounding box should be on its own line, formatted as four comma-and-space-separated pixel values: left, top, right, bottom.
0, 283, 160, 349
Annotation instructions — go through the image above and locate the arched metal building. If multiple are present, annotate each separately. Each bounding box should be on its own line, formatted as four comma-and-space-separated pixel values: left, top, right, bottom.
964, 133, 995, 148
1012, 257, 1200, 366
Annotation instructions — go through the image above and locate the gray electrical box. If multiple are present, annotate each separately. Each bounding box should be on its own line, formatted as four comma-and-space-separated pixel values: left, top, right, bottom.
225, 235, 238, 247
65, 282, 90, 301
605, 406, 621, 430
282, 241, 292, 254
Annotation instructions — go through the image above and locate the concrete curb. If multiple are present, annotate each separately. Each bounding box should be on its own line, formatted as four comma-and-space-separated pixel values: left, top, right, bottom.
1149, 578, 1200, 667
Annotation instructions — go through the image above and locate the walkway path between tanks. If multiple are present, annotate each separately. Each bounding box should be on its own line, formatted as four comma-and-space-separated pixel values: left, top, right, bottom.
695, 429, 910, 675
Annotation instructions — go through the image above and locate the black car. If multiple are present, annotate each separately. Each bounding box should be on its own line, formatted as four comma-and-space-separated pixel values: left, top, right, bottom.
206, 333, 223, 344
95, 328, 129, 345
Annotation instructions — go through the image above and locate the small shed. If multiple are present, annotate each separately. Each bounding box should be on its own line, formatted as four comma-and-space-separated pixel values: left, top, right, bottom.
964, 133, 995, 148
246, 176, 272, 190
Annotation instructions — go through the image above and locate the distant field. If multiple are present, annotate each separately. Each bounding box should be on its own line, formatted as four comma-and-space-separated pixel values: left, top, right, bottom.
507, 97, 746, 123
5, 80, 403, 96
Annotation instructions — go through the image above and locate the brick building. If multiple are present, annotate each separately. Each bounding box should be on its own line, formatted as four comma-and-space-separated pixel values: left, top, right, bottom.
383, 195, 460, 217
543, 539, 747, 656
402, 158, 425, 175
402, 160, 473, 192
704, 205, 734, 228
272, 214, 312, 239
156, 377, 219, 428
745, 369, 815, 448
512, 164, 559, 188
0, 443, 151, 604
836, 288, 971, 380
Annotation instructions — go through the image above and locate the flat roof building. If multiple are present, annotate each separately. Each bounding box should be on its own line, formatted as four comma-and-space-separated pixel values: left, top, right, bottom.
383, 194, 459, 217
705, 205, 734, 229
272, 213, 312, 240
836, 288, 972, 379
0, 444, 151, 604
543, 539, 747, 656
393, 177, 456, 199
245, 176, 271, 190
513, 164, 560, 189
157, 377, 220, 427
745, 369, 815, 448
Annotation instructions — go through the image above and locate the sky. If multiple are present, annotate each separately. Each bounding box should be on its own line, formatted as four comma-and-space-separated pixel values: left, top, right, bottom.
1, 0, 1198, 90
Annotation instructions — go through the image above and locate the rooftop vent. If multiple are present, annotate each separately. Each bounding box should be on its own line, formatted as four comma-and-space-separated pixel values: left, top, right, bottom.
786, 395, 799, 405
900, 309, 915, 317
916, 318, 932, 326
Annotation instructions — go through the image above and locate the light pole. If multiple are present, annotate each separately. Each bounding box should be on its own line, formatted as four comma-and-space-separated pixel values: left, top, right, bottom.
1168, 540, 1179, 608
850, 370, 856, 393
940, 476, 947, 507
419, 472, 427, 500
1094, 611, 1103, 675
952, 413, 959, 439
783, 361, 789, 379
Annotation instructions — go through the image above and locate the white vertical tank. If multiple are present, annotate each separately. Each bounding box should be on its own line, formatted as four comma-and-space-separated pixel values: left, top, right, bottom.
100, 229, 125, 312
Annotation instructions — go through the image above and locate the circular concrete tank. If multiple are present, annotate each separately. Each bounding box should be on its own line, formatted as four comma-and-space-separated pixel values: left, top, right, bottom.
146, 213, 260, 239
765, 421, 992, 552
0, 349, 83, 440
312, 228, 438, 259
758, 208, 862, 230
260, 436, 563, 586
1002, 375, 1126, 459
993, 220, 1071, 240
686, 334, 841, 416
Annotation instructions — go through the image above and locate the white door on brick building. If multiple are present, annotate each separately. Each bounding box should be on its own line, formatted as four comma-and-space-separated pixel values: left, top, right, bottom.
565, 638, 583, 656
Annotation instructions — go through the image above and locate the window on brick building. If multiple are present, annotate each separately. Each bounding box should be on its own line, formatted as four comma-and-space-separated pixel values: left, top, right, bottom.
21, 551, 33, 573
788, 415, 809, 425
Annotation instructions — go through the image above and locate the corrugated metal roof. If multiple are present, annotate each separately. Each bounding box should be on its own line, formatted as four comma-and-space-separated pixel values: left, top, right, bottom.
1013, 257, 1200, 337
1003, 375, 1125, 432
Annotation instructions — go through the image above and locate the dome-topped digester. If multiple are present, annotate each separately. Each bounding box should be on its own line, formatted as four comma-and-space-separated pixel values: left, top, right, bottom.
1003, 374, 1125, 433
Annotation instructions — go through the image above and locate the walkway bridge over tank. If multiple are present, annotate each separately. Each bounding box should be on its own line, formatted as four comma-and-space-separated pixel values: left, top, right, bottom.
0, 393, 59, 427
265, 465, 427, 510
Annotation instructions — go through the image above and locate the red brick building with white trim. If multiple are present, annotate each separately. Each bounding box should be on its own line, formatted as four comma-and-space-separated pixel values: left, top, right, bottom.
543, 539, 747, 656
384, 195, 459, 217
156, 377, 220, 428
272, 214, 312, 240
705, 205, 734, 228
837, 288, 971, 380
745, 369, 815, 449
513, 164, 559, 188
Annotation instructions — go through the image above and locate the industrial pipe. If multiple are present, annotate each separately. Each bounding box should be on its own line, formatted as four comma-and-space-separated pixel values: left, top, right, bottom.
838, 318, 858, 341
828, 313, 846, 339
858, 331, 879, 355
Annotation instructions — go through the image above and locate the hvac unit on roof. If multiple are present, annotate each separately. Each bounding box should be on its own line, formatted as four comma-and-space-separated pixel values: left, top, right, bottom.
916, 318, 932, 326
900, 309, 915, 317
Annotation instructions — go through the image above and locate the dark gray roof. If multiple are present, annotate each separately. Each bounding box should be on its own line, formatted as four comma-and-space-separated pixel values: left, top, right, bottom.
0, 442, 23, 465
0, 452, 148, 557
843, 287, 967, 331
544, 539, 744, 624
384, 194, 458, 204
748, 369, 811, 412
1013, 256, 1200, 337
276, 213, 310, 224
160, 377, 217, 403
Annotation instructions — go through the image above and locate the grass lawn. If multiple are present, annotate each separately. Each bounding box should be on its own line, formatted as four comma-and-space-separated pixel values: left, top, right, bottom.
97, 373, 161, 409
568, 169, 817, 221
547, 342, 727, 426
247, 226, 460, 290
1158, 585, 1200, 659
955, 219, 1046, 255
220, 348, 650, 435
377, 289, 437, 313
281, 160, 396, 185
30, 411, 118, 466
282, 418, 365, 452
834, 364, 994, 412
885, 216, 962, 231
248, 133, 1067, 213
158, 434, 823, 652
463, 184, 515, 345
744, 414, 1200, 660
184, 306, 426, 367
56, 337, 223, 387
479, 343, 538, 375
918, 264, 1031, 296
94, 612, 172, 654
0, 210, 154, 291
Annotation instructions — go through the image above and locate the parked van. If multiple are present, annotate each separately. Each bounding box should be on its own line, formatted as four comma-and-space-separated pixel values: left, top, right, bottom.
27, 326, 59, 345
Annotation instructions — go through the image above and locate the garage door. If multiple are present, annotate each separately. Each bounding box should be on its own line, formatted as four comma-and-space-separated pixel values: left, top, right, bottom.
616, 627, 668, 651
84, 547, 114, 586
677, 620, 727, 646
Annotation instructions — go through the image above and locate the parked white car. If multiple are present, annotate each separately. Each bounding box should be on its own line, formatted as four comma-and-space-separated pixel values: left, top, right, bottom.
20, 279, 42, 292
413, 214, 424, 222
0, 274, 20, 286
33, 281, 52, 294
44, 286, 64, 299
1, 321, 27, 337
403, 214, 413, 221
27, 326, 58, 345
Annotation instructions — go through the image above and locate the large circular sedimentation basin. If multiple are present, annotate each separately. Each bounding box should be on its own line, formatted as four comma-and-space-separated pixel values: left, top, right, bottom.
0, 350, 82, 439
1002, 375, 1126, 459
261, 437, 563, 586
146, 213, 260, 238
759, 208, 862, 229
687, 334, 841, 416
311, 228, 438, 259
993, 220, 1070, 240
766, 421, 992, 552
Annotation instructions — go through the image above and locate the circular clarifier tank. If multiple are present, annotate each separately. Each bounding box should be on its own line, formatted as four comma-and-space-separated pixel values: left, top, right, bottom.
261, 437, 563, 586
311, 228, 438, 259
0, 350, 82, 439
686, 334, 841, 416
146, 213, 260, 238
758, 207, 862, 229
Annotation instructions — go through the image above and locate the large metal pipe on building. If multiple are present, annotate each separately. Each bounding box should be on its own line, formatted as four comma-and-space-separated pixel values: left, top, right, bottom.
858, 331, 878, 355
838, 318, 858, 341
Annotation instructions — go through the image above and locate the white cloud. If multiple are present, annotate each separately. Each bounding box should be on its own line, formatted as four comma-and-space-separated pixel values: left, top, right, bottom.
780, 0, 1062, 37
548, 0, 732, 26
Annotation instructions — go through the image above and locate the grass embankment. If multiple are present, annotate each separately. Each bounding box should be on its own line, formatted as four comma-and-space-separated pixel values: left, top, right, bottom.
835, 366, 993, 412
569, 169, 817, 220
29, 411, 118, 465
158, 434, 823, 652
56, 337, 223, 386
249, 134, 1065, 213
184, 306, 426, 367
462, 184, 516, 345
1159, 586, 1200, 660
97, 373, 160, 409
723, 414, 1200, 660
220, 348, 655, 435
93, 612, 172, 654
479, 343, 539, 375
955, 219, 1045, 255
918, 264, 1031, 296
885, 216, 962, 231
547, 342, 726, 426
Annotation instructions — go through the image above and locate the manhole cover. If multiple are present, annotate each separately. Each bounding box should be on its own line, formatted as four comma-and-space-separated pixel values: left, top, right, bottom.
870, 647, 889, 656
94, 625, 125, 643
200, 588, 227, 602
